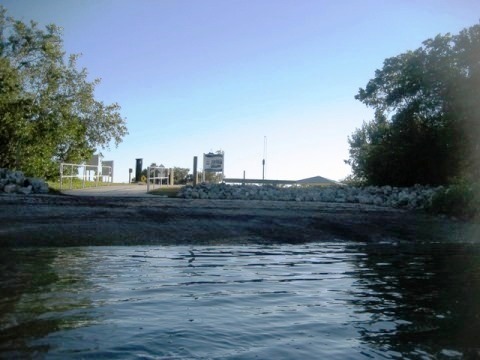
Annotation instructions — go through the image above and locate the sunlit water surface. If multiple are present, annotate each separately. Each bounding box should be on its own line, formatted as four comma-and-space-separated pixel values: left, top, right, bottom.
1, 243, 479, 359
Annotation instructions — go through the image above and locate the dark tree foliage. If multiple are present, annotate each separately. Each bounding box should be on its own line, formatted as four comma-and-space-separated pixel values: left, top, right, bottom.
347, 23, 480, 186
0, 7, 128, 179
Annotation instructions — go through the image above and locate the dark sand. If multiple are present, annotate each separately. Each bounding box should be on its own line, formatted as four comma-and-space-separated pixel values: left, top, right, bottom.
0, 194, 478, 246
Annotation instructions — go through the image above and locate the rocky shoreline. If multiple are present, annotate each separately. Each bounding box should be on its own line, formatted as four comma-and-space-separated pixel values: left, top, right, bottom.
0, 193, 477, 247
178, 183, 441, 210
1, 168, 477, 247
0, 167, 443, 210
0, 168, 49, 195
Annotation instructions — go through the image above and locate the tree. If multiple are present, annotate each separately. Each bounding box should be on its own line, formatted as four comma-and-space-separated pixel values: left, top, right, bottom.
0, 57, 25, 170
137, 165, 190, 184
197, 171, 224, 183
173, 167, 189, 184
346, 23, 480, 186
0, 7, 128, 179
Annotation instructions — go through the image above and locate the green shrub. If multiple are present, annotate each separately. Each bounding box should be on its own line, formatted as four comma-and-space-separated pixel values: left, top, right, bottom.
428, 180, 479, 219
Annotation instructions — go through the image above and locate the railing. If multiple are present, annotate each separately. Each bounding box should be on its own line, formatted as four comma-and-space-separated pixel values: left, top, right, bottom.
146, 166, 170, 191
60, 163, 113, 190
223, 178, 297, 186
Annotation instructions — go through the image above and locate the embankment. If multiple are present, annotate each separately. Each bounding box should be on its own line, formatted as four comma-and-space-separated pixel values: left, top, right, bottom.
0, 194, 477, 247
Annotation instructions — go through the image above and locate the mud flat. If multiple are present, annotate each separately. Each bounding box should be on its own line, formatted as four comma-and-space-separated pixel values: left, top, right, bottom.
0, 194, 478, 247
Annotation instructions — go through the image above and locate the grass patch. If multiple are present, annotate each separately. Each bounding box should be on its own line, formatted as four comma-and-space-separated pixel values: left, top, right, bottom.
48, 178, 126, 191
148, 185, 182, 198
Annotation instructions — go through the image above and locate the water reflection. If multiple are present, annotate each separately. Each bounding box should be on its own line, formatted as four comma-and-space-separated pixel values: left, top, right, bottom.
0, 243, 479, 358
347, 242, 480, 358
0, 248, 95, 357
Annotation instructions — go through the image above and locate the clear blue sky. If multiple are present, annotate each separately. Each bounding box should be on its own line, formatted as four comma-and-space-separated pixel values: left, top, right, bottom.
2, 0, 480, 182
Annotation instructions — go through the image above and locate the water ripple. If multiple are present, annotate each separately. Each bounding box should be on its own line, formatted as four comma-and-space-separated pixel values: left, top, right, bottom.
1, 242, 479, 358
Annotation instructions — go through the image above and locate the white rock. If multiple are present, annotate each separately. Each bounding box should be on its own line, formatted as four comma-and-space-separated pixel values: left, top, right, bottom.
17, 185, 33, 195
28, 178, 49, 193
175, 183, 441, 210
7, 171, 25, 185
4, 184, 18, 193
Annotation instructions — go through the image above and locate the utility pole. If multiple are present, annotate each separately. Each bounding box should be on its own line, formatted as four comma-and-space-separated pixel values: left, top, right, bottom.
262, 136, 267, 180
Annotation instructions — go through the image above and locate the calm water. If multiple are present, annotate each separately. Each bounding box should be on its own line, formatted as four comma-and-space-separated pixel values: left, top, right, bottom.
1, 242, 479, 359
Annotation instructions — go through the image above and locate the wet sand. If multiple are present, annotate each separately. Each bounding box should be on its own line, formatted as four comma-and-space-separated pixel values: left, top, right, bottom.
0, 194, 478, 246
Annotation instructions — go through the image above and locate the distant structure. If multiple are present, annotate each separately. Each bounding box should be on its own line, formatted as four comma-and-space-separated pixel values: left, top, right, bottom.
86, 154, 114, 182
203, 151, 225, 182
59, 154, 114, 189
102, 160, 114, 182
223, 175, 339, 186
296, 176, 339, 186
135, 158, 143, 183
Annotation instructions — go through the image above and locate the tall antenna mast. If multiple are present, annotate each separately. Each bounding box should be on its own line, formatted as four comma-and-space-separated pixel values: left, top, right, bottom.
262, 136, 267, 180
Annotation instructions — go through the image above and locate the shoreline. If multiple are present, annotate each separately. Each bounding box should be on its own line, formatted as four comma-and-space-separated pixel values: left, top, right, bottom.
0, 194, 478, 247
